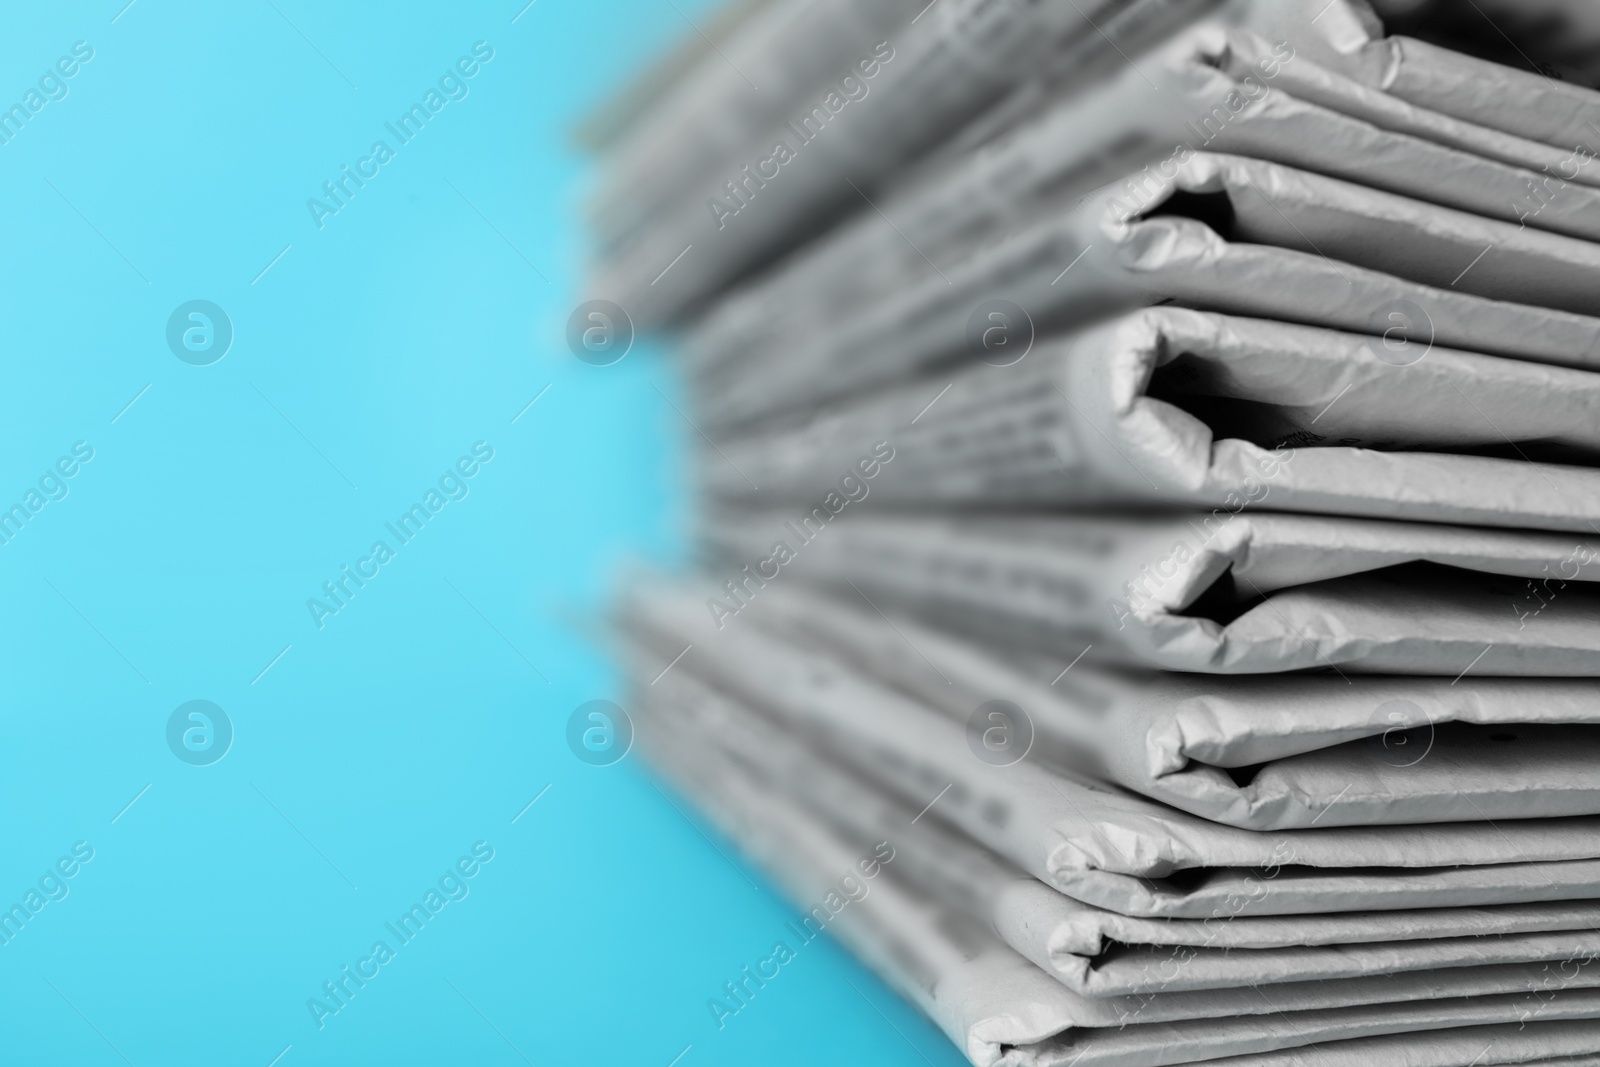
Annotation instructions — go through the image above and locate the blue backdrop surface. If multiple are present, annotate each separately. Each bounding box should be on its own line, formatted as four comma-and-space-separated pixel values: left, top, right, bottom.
0, 2, 967, 1064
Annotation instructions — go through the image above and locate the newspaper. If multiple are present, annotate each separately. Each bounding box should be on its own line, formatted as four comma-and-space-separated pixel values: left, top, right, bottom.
707, 510, 1600, 676
1218, 24, 1600, 187
591, 0, 1600, 1059
1307, 0, 1600, 152
588, 0, 925, 252
638, 706, 1079, 1067
697, 150, 1600, 431
639, 670, 1600, 1067
642, 655, 1600, 998
591, 0, 1165, 323
1399, 0, 1600, 89
685, 24, 1600, 394
623, 577, 1600, 918
689, 578, 1600, 828
1186, 1025, 1600, 1067
703, 306, 1600, 534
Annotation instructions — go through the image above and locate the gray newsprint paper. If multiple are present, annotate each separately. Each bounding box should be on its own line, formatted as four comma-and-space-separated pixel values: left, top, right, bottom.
692, 578, 1600, 828
595, 0, 1600, 1062
592, 0, 1176, 323
705, 307, 1600, 534
592, 0, 1600, 324
1217, 21, 1600, 189
686, 25, 1600, 406
707, 510, 1600, 676
623, 577, 1600, 917
636, 663, 1600, 1067
699, 151, 1600, 431
588, 0, 924, 252
1305, 0, 1600, 154
641, 652, 1600, 1000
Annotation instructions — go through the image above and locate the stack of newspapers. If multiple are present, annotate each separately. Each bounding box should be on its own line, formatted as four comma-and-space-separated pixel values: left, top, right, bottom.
590, 0, 1600, 1063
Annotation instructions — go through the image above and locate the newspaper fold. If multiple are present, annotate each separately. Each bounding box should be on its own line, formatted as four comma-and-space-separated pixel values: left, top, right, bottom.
623, 577, 1600, 917
593, 0, 1191, 322
1310, 0, 1600, 154
643, 653, 1600, 999
689, 575, 1600, 828
707, 307, 1600, 534
638, 663, 1600, 1066
687, 25, 1600, 404
699, 151, 1600, 431
707, 510, 1600, 676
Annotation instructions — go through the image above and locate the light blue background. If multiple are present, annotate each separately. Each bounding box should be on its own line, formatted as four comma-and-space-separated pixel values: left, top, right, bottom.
0, 2, 965, 1064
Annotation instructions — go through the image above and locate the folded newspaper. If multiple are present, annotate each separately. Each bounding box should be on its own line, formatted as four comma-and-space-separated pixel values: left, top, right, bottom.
1311, 0, 1600, 152
625, 578, 1600, 885
706, 510, 1600, 675
680, 572, 1600, 830
686, 26, 1600, 394
637, 657, 1600, 1067
705, 307, 1600, 533
698, 151, 1600, 431
642, 652, 1600, 997
594, 0, 1170, 323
